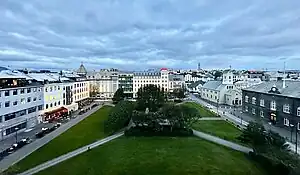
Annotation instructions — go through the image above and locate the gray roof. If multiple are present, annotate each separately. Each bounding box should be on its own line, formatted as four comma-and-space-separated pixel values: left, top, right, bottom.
188, 80, 205, 88
244, 81, 300, 98
202, 81, 226, 91
77, 64, 87, 74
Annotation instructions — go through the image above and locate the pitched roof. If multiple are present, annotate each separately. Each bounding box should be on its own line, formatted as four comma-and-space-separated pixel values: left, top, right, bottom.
244, 81, 300, 98
77, 63, 87, 74
202, 81, 226, 91
188, 80, 206, 88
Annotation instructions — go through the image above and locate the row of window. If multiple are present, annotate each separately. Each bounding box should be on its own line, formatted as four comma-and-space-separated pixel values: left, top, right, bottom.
75, 83, 88, 88
73, 88, 88, 94
0, 105, 43, 122
45, 86, 61, 92
45, 101, 61, 109
0, 87, 41, 97
245, 96, 300, 115
283, 118, 300, 130
5, 122, 27, 135
0, 96, 42, 108
203, 93, 218, 100
203, 89, 218, 94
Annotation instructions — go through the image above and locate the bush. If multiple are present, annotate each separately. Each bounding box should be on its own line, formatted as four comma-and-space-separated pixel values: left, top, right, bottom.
248, 151, 290, 175
125, 126, 193, 137
174, 99, 183, 103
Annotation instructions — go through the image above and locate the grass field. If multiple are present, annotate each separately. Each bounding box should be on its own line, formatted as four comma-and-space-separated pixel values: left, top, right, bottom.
183, 102, 218, 117
9, 106, 112, 173
37, 137, 265, 175
193, 120, 242, 144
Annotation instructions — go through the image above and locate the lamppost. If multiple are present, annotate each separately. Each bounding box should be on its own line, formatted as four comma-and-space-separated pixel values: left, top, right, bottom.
289, 124, 294, 143
15, 127, 19, 143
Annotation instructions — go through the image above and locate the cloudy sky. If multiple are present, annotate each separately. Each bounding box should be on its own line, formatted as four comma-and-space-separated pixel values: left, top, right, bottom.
1, 0, 300, 71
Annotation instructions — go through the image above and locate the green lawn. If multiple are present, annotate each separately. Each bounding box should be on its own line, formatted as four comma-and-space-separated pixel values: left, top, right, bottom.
183, 102, 218, 117
37, 137, 265, 175
9, 106, 112, 173
193, 120, 242, 144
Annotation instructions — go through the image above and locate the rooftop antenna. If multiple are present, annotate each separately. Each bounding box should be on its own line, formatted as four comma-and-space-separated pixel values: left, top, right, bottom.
283, 61, 286, 88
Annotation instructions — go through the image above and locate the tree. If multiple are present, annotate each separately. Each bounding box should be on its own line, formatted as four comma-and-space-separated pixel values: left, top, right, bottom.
104, 101, 135, 134
136, 84, 166, 112
172, 88, 186, 99
213, 71, 222, 80
112, 88, 125, 104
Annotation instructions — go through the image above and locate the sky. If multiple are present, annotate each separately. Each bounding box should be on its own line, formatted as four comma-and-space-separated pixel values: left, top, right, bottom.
0, 0, 300, 71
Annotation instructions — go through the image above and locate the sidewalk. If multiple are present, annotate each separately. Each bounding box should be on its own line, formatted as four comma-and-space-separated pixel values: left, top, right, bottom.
0, 103, 108, 172
193, 130, 253, 153
18, 132, 124, 175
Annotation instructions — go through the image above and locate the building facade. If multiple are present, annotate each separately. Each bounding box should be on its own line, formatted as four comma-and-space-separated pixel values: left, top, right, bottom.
242, 81, 300, 130
118, 72, 133, 98
0, 68, 44, 140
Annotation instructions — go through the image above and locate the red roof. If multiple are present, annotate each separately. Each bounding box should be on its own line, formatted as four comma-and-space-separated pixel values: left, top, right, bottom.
160, 68, 168, 71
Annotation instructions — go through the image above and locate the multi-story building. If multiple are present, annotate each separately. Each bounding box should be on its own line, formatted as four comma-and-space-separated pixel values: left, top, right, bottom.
168, 74, 185, 92
118, 72, 133, 98
242, 81, 300, 130
87, 68, 118, 99
132, 68, 169, 98
0, 68, 44, 140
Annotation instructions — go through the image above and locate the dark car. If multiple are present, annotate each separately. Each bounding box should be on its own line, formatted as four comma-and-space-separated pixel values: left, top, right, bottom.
54, 123, 61, 128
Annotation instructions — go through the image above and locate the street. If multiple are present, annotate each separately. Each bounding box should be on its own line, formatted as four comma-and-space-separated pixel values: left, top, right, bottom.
189, 94, 300, 147
0, 102, 110, 172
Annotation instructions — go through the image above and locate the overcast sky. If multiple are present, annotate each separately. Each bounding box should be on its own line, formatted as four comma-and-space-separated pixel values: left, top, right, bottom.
0, 0, 300, 71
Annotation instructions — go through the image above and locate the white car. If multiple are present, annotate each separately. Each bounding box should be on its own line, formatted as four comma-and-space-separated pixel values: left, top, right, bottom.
206, 104, 213, 109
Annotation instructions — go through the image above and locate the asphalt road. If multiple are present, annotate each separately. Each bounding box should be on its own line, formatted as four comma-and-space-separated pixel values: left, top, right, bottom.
0, 103, 111, 172
189, 94, 300, 153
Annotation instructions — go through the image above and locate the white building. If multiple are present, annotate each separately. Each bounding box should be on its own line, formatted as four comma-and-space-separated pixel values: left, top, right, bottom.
87, 68, 118, 99
0, 68, 44, 140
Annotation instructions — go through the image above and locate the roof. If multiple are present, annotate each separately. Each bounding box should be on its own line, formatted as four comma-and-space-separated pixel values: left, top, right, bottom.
202, 81, 226, 91
188, 80, 206, 88
77, 63, 87, 74
244, 81, 300, 98
0, 68, 30, 79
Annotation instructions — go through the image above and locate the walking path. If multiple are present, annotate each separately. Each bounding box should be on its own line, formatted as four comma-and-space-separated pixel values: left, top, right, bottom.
18, 132, 124, 175
193, 130, 253, 153
0, 103, 112, 172
199, 117, 223, 121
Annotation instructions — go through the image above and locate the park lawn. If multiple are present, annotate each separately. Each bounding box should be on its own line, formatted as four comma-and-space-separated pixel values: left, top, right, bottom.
37, 137, 265, 175
183, 102, 218, 117
10, 106, 112, 173
193, 120, 242, 144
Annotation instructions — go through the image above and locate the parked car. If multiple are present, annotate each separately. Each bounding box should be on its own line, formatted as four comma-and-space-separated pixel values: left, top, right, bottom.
206, 104, 213, 109
55, 123, 61, 128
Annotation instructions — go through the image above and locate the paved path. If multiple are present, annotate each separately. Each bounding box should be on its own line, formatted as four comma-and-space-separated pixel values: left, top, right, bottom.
18, 132, 124, 175
0, 103, 112, 172
189, 94, 300, 155
193, 130, 253, 153
199, 117, 223, 121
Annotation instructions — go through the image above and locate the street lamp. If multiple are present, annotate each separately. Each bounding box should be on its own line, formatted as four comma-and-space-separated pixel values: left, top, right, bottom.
289, 124, 294, 143
15, 127, 19, 143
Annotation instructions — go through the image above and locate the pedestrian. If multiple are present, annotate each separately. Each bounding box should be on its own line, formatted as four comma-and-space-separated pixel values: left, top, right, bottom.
88, 146, 91, 151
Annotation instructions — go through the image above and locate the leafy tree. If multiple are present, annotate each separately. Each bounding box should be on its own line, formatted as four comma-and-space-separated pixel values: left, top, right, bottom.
172, 88, 186, 99
136, 84, 166, 112
104, 101, 135, 134
213, 71, 222, 80
112, 88, 125, 104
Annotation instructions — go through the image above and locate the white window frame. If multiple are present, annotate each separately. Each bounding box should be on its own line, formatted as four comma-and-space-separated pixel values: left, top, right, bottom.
297, 107, 300, 116
252, 97, 256, 105
245, 96, 249, 103
252, 108, 256, 115
270, 100, 276, 111
260, 111, 264, 118
283, 104, 290, 114
260, 99, 264, 107
245, 106, 248, 112
284, 118, 289, 126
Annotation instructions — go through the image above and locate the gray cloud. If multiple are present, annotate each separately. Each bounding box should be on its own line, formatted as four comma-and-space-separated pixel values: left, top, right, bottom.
0, 0, 300, 71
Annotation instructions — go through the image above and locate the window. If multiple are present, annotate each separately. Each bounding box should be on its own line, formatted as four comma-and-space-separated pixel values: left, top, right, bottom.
252, 108, 256, 115
245, 106, 248, 112
33, 88, 37, 92
270, 101, 276, 110
58, 86, 60, 90
50, 103, 53, 107
283, 104, 290, 113
252, 97, 256, 104
284, 118, 289, 126
5, 101, 10, 107
27, 88, 31, 93
46, 104, 49, 109
39, 95, 42, 100
13, 101, 18, 106
54, 102, 57, 106
5, 122, 26, 135
297, 107, 300, 116
245, 96, 249, 103
5, 90, 9, 96
20, 89, 25, 94
54, 86, 57, 91
13, 90, 17, 95
21, 98, 25, 104
0, 102, 1, 108
50, 87, 53, 92
260, 99, 264, 107
58, 101, 60, 105
28, 106, 36, 114
45, 88, 48, 92
27, 97, 31, 103
260, 111, 264, 118
33, 97, 37, 101
38, 105, 43, 111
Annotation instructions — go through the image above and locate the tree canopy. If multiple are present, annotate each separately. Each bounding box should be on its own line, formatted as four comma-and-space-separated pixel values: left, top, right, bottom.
136, 84, 166, 112
112, 88, 126, 104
